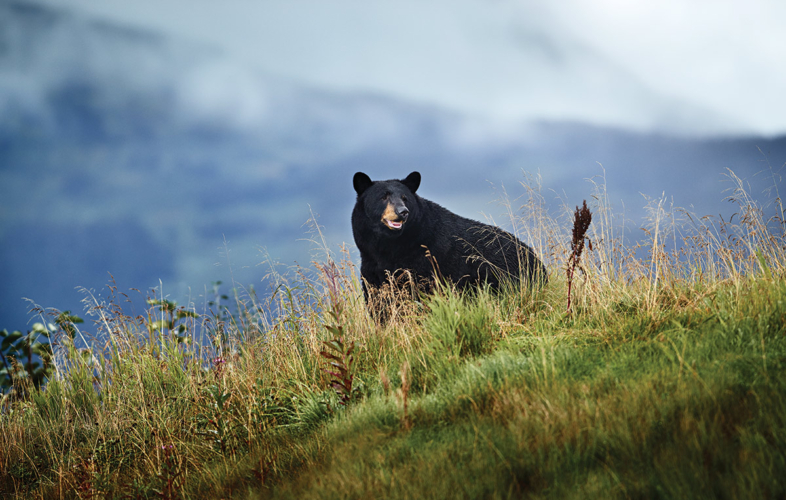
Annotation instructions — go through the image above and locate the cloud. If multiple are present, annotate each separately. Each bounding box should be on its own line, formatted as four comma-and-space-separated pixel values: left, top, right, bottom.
32, 0, 786, 136
544, 0, 786, 136
178, 61, 270, 128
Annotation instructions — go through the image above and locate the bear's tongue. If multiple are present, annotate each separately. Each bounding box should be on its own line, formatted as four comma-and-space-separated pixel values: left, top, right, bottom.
386, 219, 403, 230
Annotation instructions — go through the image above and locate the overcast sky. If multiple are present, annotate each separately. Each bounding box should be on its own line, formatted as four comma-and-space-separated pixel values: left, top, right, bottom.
33, 0, 786, 137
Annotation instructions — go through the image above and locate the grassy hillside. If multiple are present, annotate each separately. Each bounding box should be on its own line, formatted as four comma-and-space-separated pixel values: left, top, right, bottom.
1, 173, 784, 499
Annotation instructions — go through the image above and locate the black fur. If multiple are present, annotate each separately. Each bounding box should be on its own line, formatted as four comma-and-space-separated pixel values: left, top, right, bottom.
352, 171, 546, 303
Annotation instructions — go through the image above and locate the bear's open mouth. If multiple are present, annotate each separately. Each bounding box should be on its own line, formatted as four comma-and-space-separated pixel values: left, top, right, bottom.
383, 218, 404, 230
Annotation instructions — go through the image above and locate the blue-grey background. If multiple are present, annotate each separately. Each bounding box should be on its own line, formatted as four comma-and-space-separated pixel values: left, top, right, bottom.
1, 0, 785, 332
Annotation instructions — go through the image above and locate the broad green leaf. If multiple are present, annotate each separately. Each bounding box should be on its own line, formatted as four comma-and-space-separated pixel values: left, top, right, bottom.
177, 310, 199, 320
326, 339, 344, 352
56, 311, 84, 325
149, 320, 168, 331
325, 326, 343, 337
1, 331, 22, 350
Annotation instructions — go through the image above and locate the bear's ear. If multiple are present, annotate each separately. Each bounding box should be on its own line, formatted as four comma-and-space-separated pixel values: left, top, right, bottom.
402, 171, 421, 193
353, 172, 373, 195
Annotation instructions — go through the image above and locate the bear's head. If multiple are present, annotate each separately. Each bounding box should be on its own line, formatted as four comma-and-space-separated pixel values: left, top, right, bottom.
353, 171, 421, 237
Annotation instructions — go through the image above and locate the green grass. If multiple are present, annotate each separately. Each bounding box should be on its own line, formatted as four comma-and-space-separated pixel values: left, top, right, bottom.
248, 277, 785, 500
1, 173, 785, 499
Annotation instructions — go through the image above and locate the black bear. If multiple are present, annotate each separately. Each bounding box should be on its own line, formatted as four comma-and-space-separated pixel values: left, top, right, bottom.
352, 171, 546, 306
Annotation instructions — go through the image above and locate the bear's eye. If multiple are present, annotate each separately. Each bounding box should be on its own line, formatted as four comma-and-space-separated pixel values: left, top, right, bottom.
402, 196, 408, 202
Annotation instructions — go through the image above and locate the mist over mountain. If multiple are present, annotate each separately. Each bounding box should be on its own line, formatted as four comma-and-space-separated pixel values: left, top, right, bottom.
1, 1, 784, 333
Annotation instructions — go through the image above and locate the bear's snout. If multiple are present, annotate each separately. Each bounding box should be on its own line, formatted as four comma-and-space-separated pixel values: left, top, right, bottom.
381, 202, 408, 230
